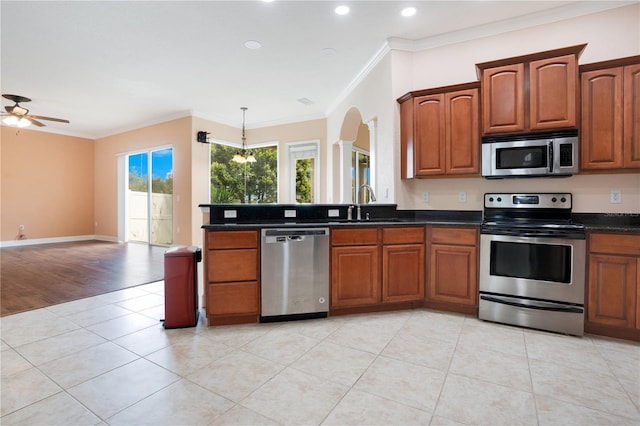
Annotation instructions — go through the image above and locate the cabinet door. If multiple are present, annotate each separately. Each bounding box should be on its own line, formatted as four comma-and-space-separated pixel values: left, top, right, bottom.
482, 63, 525, 134
415, 94, 446, 175
445, 88, 479, 174
428, 243, 477, 306
382, 244, 425, 303
331, 246, 379, 308
588, 254, 637, 328
624, 64, 640, 168
530, 54, 578, 131
581, 67, 624, 170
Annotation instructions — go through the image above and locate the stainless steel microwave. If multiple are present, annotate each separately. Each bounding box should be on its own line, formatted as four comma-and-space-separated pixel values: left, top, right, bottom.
481, 130, 579, 178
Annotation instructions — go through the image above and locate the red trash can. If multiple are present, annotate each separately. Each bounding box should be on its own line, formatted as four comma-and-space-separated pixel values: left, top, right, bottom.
163, 246, 202, 329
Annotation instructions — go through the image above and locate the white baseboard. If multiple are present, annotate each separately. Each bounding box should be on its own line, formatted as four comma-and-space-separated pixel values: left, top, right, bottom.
0, 235, 119, 248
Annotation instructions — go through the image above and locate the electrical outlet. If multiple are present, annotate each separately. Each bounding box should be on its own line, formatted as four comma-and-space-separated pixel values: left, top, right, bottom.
327, 209, 339, 217
610, 189, 622, 204
459, 192, 467, 203
422, 192, 429, 203
284, 210, 296, 218
223, 209, 237, 218
18, 224, 25, 230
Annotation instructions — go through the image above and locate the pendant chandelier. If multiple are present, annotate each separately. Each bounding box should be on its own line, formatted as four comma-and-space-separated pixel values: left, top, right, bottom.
232, 107, 256, 164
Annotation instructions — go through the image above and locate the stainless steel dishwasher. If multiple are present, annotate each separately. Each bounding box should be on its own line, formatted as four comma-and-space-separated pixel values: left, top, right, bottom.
261, 228, 329, 322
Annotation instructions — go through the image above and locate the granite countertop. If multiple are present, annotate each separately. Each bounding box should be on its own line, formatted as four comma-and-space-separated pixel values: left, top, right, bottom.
202, 217, 481, 230
573, 213, 640, 234
200, 204, 639, 233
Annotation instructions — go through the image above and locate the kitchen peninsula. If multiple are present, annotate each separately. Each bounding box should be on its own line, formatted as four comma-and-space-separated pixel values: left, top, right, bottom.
200, 203, 640, 342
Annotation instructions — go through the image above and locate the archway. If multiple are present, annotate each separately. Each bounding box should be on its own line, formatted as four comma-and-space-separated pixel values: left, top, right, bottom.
335, 107, 376, 203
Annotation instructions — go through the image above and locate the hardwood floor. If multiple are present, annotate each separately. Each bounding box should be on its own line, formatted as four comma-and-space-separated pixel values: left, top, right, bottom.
1, 241, 166, 316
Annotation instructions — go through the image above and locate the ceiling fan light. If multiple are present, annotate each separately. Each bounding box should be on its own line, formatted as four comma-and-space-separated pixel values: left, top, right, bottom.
3, 115, 18, 126
17, 117, 31, 127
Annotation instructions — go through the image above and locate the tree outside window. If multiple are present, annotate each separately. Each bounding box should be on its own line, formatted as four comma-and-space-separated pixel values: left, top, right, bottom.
210, 143, 278, 203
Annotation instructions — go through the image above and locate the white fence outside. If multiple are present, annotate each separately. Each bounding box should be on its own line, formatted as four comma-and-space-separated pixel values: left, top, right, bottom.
128, 191, 173, 245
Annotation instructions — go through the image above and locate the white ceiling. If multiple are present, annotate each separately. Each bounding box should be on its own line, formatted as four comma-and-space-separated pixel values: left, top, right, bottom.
0, 1, 631, 139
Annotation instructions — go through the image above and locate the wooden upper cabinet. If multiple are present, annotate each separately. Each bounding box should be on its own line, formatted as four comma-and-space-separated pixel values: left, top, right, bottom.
581, 67, 624, 169
446, 89, 480, 174
481, 63, 525, 134
415, 94, 446, 175
398, 82, 479, 178
529, 55, 578, 131
580, 56, 640, 171
477, 44, 584, 135
624, 63, 640, 168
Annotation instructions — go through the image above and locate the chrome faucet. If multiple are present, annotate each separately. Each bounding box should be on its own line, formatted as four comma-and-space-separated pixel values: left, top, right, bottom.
357, 184, 377, 205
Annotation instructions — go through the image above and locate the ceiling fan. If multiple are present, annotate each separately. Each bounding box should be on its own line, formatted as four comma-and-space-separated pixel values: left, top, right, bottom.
1, 94, 69, 127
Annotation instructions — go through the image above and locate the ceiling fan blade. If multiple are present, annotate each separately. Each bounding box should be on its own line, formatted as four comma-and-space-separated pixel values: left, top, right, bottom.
28, 118, 46, 127
28, 114, 69, 123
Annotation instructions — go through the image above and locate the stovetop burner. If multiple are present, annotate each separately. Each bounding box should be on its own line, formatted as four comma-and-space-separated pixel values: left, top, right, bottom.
481, 192, 585, 239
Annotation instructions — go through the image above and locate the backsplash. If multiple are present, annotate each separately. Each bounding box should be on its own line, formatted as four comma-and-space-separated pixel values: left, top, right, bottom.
200, 203, 401, 224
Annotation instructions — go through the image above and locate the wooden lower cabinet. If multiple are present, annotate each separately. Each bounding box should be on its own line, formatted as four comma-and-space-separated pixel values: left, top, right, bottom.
331, 245, 380, 308
382, 226, 425, 303
330, 226, 425, 312
204, 229, 260, 325
586, 232, 640, 341
426, 226, 478, 315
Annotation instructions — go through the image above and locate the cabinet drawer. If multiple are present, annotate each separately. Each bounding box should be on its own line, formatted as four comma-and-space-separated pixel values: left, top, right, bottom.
208, 249, 257, 282
430, 226, 478, 246
207, 282, 259, 315
331, 227, 379, 246
383, 226, 425, 245
207, 230, 258, 250
590, 233, 640, 256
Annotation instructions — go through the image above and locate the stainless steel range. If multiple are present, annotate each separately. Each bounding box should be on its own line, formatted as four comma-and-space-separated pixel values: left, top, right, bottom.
478, 193, 586, 336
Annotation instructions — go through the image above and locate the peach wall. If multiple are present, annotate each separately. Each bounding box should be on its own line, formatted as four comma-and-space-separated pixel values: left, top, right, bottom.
1, 126, 94, 241
94, 117, 193, 244
190, 116, 240, 244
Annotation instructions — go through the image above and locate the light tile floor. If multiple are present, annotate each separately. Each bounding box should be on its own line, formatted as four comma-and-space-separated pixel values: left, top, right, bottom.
1, 281, 639, 425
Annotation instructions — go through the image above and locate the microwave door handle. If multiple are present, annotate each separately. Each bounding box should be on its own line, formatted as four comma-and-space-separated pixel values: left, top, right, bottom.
548, 142, 554, 173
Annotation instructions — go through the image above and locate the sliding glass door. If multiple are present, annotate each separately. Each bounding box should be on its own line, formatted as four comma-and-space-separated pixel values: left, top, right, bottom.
127, 147, 173, 245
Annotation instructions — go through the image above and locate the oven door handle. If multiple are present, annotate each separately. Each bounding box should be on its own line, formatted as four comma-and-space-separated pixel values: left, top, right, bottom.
548, 141, 554, 173
480, 294, 583, 313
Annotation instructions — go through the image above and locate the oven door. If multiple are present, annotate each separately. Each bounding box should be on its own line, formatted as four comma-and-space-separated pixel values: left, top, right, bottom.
479, 233, 586, 304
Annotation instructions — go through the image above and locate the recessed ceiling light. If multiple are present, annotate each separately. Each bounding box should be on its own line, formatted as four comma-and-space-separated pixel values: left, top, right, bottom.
335, 5, 350, 15
244, 40, 262, 50
401, 7, 416, 17
321, 47, 336, 56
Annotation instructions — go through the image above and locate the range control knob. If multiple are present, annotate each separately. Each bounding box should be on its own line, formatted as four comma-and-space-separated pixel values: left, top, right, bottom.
551, 197, 557, 203
561, 197, 567, 203
497, 197, 502, 202
489, 197, 494, 202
